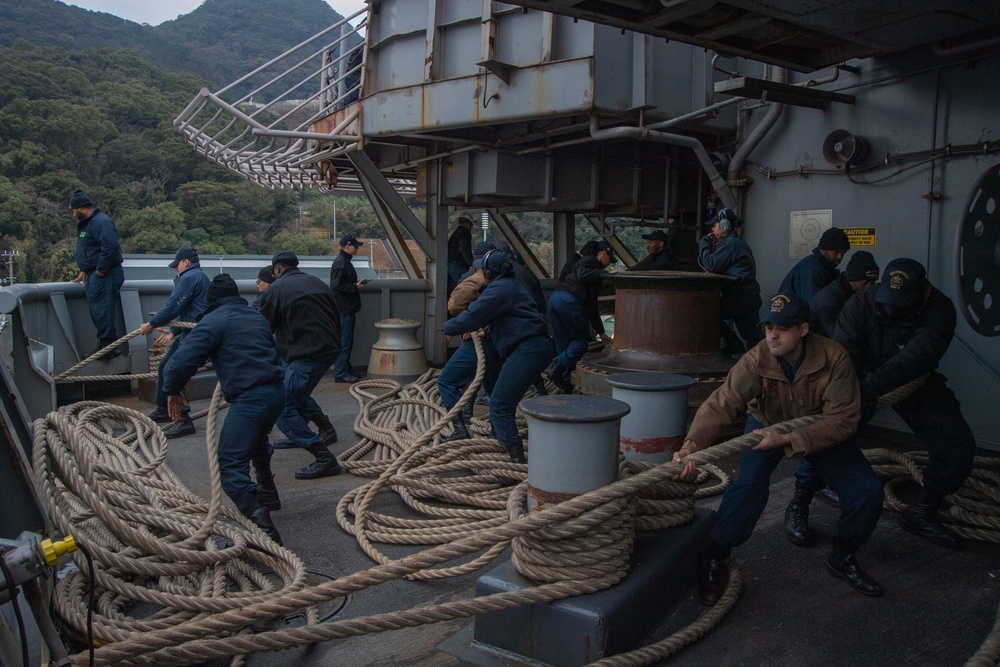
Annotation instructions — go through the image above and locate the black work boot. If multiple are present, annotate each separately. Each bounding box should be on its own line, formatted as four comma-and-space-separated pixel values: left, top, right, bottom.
697, 544, 730, 606
545, 367, 573, 394
504, 443, 527, 464
294, 442, 343, 480
253, 460, 281, 511
311, 414, 338, 445
899, 489, 965, 549
443, 414, 470, 443
163, 415, 195, 439
461, 400, 474, 422
249, 507, 283, 546
814, 487, 841, 508
784, 486, 816, 547
147, 405, 172, 423
827, 539, 882, 596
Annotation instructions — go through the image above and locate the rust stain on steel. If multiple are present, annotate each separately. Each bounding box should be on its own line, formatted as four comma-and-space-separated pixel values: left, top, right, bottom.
527, 484, 578, 509
620, 433, 685, 454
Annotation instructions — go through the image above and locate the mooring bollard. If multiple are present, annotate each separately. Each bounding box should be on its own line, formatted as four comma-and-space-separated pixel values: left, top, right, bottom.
520, 395, 631, 511
367, 318, 428, 379
607, 372, 696, 464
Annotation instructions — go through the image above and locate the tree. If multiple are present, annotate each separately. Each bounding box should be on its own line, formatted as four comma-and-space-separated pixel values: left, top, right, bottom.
118, 202, 186, 253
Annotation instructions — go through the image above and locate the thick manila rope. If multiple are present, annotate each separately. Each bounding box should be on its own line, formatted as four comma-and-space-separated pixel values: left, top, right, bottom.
41, 343, 997, 666
33, 386, 309, 660
53, 321, 214, 384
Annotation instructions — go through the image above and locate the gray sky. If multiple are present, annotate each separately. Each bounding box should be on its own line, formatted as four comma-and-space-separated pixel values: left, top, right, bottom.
65, 0, 364, 26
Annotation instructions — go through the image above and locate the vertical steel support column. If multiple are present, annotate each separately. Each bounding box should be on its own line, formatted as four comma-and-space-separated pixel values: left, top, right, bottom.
425, 162, 449, 364
520, 395, 631, 511
552, 211, 574, 277
607, 372, 696, 463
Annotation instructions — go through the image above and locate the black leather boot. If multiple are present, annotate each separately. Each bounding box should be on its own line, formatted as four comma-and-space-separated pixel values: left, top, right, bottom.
899, 488, 965, 549
443, 414, 470, 443
311, 414, 338, 444
253, 459, 281, 511
249, 507, 283, 546
163, 415, 195, 439
784, 486, 815, 547
504, 443, 527, 464
294, 442, 343, 480
697, 544, 730, 606
827, 540, 882, 596
461, 400, 474, 422
814, 487, 841, 508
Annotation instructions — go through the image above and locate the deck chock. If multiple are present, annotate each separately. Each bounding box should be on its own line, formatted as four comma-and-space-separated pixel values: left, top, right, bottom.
470, 508, 715, 667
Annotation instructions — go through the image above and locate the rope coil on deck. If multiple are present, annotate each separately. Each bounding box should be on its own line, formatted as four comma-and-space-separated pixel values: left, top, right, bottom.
30, 334, 1000, 667
33, 388, 310, 664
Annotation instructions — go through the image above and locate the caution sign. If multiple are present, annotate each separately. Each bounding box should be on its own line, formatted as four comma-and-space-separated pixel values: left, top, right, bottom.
843, 227, 876, 247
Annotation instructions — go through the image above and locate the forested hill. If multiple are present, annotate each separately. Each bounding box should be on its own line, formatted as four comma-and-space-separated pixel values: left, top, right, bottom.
0, 0, 345, 85
0, 0, 361, 283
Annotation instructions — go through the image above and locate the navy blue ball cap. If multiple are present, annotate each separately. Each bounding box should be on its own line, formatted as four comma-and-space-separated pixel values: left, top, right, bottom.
473, 241, 496, 259
876, 258, 926, 307
168, 246, 198, 268
708, 208, 738, 227
339, 234, 363, 247
473, 250, 509, 271
759, 293, 810, 328
271, 249, 299, 266
642, 230, 669, 242
595, 240, 614, 257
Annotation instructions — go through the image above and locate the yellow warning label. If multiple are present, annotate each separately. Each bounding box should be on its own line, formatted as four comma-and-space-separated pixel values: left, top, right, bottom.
843, 227, 876, 247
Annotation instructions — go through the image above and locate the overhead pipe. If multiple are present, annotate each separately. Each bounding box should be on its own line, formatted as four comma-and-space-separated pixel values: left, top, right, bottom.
727, 66, 785, 186
589, 116, 738, 210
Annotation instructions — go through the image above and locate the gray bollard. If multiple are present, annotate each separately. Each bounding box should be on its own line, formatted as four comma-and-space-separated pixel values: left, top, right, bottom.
607, 372, 696, 464
367, 318, 428, 379
520, 395, 631, 511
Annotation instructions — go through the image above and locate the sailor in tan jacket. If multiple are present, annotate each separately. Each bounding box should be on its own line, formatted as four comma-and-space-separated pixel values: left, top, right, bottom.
674, 293, 884, 604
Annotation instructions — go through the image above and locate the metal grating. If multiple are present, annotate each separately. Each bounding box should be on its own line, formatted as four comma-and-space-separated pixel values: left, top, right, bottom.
173, 7, 369, 191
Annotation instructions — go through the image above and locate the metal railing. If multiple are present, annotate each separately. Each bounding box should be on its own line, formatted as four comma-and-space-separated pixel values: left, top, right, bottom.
173, 7, 368, 191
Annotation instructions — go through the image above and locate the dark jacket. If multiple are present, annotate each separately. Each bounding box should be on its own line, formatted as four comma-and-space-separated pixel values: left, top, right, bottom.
557, 253, 581, 283
162, 296, 284, 402
809, 274, 853, 337
444, 275, 548, 358
554, 255, 605, 336
75, 209, 123, 274
511, 262, 546, 314
779, 248, 839, 304
251, 292, 266, 311
643, 248, 678, 271
447, 225, 474, 268
329, 250, 361, 316
148, 263, 210, 333
698, 233, 761, 319
257, 267, 341, 362
834, 283, 956, 396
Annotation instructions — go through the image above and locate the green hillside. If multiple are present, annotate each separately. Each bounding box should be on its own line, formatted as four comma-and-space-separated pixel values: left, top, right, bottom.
0, 0, 365, 282
0, 0, 348, 85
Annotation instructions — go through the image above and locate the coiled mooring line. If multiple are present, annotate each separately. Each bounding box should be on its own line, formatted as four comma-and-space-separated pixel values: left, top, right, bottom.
29, 332, 1000, 667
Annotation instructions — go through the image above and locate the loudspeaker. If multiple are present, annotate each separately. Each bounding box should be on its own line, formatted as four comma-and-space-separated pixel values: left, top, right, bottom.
822, 130, 870, 167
